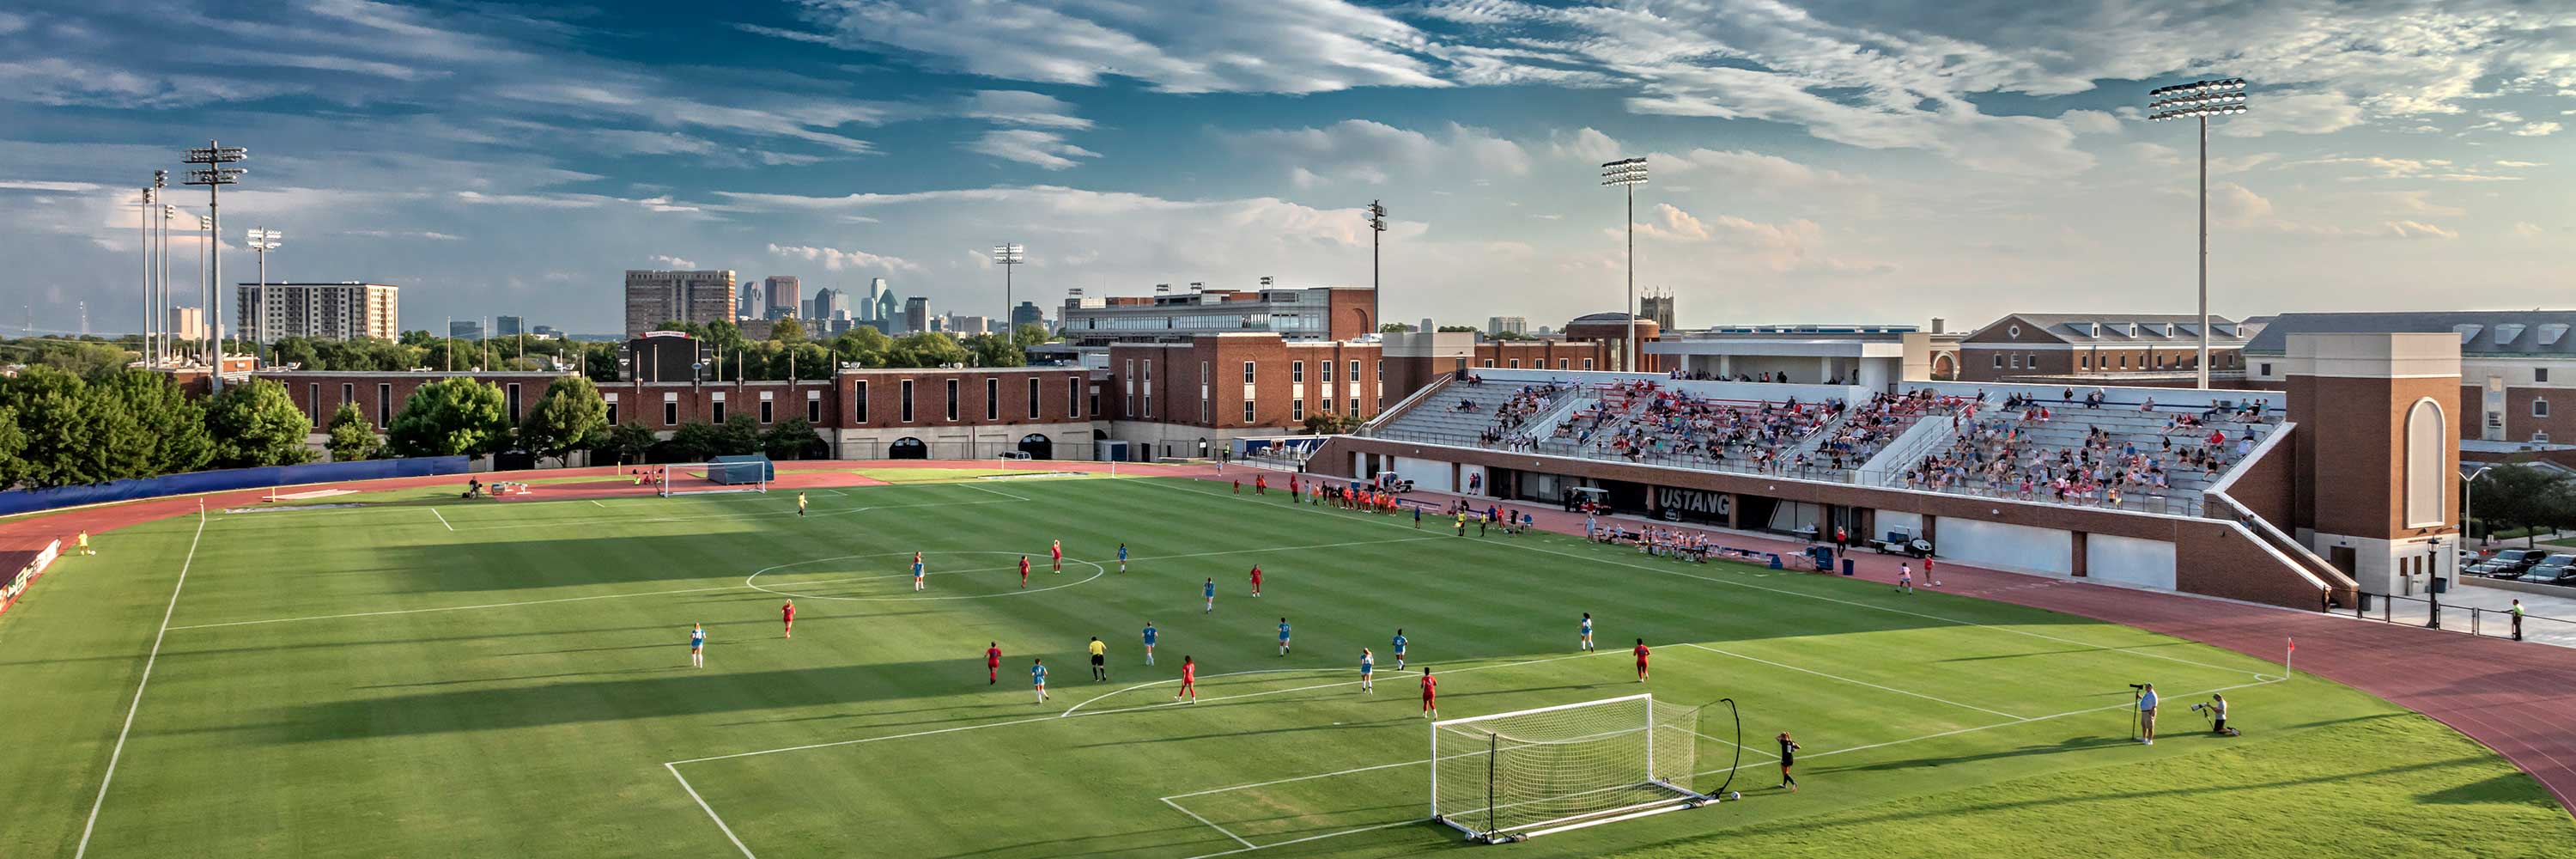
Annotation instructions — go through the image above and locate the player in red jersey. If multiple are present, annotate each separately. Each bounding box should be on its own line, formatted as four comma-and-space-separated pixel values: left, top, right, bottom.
985, 642, 1004, 684
1232, 478, 1241, 494
1249, 564, 1263, 597
1050, 539, 1064, 572
1632, 638, 1651, 682
1255, 474, 1267, 495
1420, 667, 1438, 718
1019, 555, 1032, 588
1176, 655, 1198, 703
781, 600, 795, 639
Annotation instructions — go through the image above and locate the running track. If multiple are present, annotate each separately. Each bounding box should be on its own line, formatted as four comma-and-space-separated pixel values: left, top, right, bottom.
3, 460, 2568, 817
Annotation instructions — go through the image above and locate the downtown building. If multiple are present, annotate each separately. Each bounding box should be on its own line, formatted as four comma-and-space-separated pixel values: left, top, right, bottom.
234, 282, 401, 344
1058, 284, 1376, 348
624, 269, 738, 338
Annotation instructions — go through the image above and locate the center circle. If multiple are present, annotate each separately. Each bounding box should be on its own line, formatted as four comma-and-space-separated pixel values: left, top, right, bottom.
745, 551, 1107, 601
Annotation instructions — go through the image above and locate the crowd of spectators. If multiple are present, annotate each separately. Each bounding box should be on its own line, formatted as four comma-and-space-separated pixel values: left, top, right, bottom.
1899, 393, 2265, 509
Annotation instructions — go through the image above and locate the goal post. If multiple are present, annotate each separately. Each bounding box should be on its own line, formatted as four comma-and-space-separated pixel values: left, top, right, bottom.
658, 457, 773, 497
1430, 693, 1711, 844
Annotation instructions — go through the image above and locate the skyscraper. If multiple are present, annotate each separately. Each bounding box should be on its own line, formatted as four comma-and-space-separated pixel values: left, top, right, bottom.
903, 296, 930, 334
1012, 301, 1043, 332
624, 269, 738, 338
738, 284, 761, 320
494, 315, 525, 338
872, 278, 897, 323
806, 287, 851, 322
763, 276, 800, 320
1488, 316, 1527, 337
232, 282, 401, 343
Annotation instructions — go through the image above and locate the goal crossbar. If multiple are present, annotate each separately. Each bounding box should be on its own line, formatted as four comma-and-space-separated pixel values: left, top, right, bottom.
1429, 692, 1710, 843
658, 460, 772, 497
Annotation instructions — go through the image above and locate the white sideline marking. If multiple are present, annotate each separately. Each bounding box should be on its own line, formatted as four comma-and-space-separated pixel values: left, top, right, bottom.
430, 508, 453, 531
1176, 819, 1427, 859
1139, 480, 2275, 680
965, 484, 1030, 502
1067, 647, 1623, 721
166, 585, 743, 631
1681, 643, 2027, 720
665, 763, 758, 859
591, 500, 608, 508
1163, 798, 1256, 850
76, 509, 208, 858
1059, 668, 1327, 718
445, 495, 1023, 533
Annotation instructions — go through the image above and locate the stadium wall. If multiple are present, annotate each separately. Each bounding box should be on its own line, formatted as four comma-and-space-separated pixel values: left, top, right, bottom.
0, 539, 63, 619
0, 456, 471, 517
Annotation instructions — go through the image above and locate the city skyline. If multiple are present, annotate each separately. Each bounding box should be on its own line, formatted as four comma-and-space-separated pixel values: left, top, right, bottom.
0, 1, 2570, 338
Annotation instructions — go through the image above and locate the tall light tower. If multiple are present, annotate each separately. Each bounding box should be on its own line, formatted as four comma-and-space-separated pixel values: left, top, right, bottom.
184, 141, 246, 390
140, 182, 157, 363
993, 243, 1023, 338
246, 228, 283, 347
2148, 78, 2248, 389
1601, 157, 1648, 372
1365, 201, 1387, 337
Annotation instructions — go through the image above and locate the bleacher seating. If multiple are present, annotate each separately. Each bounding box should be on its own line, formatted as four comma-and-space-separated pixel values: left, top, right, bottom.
1880, 396, 2275, 514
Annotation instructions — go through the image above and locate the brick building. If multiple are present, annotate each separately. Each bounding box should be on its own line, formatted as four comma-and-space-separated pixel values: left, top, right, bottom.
1955, 313, 2257, 385
2242, 311, 2576, 446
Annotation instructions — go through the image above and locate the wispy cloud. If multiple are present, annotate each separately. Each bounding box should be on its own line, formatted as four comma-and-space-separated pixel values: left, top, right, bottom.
966, 130, 1100, 169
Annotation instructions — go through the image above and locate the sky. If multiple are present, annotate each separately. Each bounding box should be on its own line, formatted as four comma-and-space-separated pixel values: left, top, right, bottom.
1, 0, 2571, 338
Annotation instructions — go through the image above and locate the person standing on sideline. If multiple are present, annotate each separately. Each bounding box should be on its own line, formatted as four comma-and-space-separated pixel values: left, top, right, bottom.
1580, 612, 1595, 652
1925, 557, 1939, 587
1088, 637, 1109, 681
985, 642, 1003, 685
1420, 667, 1438, 718
1359, 648, 1376, 693
1632, 638, 1651, 682
1455, 511, 1468, 536
1777, 733, 1801, 791
1834, 525, 1848, 557
781, 600, 795, 639
796, 491, 807, 517
1141, 621, 1158, 665
1255, 474, 1267, 495
2138, 683, 2160, 745
1031, 658, 1050, 704
689, 623, 706, 668
1204, 577, 1218, 613
1898, 563, 1914, 594
2512, 599, 2526, 641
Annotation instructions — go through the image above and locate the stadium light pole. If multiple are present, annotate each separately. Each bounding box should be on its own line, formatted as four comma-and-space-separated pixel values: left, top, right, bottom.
993, 243, 1023, 338
1601, 157, 1648, 372
246, 228, 283, 349
184, 140, 247, 390
139, 183, 156, 364
2149, 79, 2248, 390
1365, 201, 1387, 338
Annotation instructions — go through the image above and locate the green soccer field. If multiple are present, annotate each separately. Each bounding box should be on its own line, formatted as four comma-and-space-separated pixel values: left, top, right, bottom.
3, 475, 2569, 858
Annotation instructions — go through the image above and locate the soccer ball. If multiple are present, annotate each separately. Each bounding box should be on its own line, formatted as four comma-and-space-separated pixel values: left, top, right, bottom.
1728, 790, 1741, 801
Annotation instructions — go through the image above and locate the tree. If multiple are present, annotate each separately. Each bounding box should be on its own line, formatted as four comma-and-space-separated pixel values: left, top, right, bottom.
1302, 413, 1365, 435
771, 316, 805, 344
0, 368, 100, 488
0, 405, 24, 489
94, 368, 214, 477
1437, 325, 1481, 333
35, 341, 133, 378
1013, 323, 1055, 348
584, 346, 621, 381
1379, 322, 1413, 333
386, 376, 512, 457
762, 416, 824, 460
271, 337, 324, 369
2474, 463, 2576, 546
719, 414, 763, 455
204, 378, 315, 468
666, 420, 723, 462
517, 376, 609, 466
325, 402, 382, 462
888, 332, 969, 368
608, 420, 659, 465
832, 326, 893, 368
965, 332, 1025, 368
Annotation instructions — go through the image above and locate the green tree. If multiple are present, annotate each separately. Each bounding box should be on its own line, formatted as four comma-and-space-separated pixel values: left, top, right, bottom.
762, 416, 824, 460
719, 414, 763, 455
608, 420, 659, 465
2474, 463, 2576, 546
518, 376, 609, 466
204, 378, 315, 468
271, 337, 324, 369
965, 332, 1025, 368
584, 346, 621, 381
787, 342, 833, 381
832, 326, 893, 368
34, 340, 134, 378
666, 420, 723, 461
325, 402, 383, 462
0, 405, 25, 489
888, 332, 969, 368
1379, 322, 1413, 333
771, 316, 805, 344
1013, 322, 1054, 348
1436, 325, 1480, 332
94, 368, 214, 477
0, 367, 100, 487
386, 376, 512, 457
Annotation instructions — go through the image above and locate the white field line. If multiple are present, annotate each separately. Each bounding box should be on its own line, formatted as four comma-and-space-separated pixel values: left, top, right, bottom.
444, 495, 1025, 533
1163, 798, 1256, 850
665, 763, 757, 859
430, 508, 453, 531
1060, 669, 1330, 719
1176, 819, 1427, 859
165, 585, 744, 631
75, 509, 208, 858
1680, 643, 2028, 720
1139, 480, 2274, 680
591, 500, 608, 508
965, 484, 1031, 502
1066, 648, 1625, 721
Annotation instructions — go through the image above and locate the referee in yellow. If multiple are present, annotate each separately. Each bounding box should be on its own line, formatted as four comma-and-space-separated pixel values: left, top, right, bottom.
1088, 637, 1109, 681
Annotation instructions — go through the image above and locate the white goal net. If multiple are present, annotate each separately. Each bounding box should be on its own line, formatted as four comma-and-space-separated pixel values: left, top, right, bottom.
1431, 693, 1707, 843
657, 460, 771, 497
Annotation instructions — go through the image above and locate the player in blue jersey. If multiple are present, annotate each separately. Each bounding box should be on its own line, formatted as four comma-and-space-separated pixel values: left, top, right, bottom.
1391, 629, 1408, 669
912, 551, 927, 592
689, 623, 706, 668
1031, 658, 1050, 704
1277, 618, 1292, 656
1203, 577, 1217, 613
1142, 621, 1158, 665
1359, 648, 1376, 692
1118, 542, 1130, 573
1580, 612, 1595, 652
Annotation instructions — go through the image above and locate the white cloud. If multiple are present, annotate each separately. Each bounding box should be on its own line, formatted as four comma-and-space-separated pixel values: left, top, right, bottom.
768, 242, 920, 272
2510, 122, 2562, 137
1623, 203, 1891, 274
2060, 109, 2123, 135
966, 130, 1101, 169
648, 254, 697, 269
2215, 91, 2366, 137
960, 90, 1091, 130
1548, 127, 1627, 162
337, 229, 463, 241
1229, 119, 1528, 186
2495, 160, 2546, 168
2512, 222, 2546, 238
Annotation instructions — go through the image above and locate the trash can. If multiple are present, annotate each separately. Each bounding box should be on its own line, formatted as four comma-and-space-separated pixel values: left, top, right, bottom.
2355, 592, 2372, 612
1841, 558, 1856, 576
1769, 554, 1784, 570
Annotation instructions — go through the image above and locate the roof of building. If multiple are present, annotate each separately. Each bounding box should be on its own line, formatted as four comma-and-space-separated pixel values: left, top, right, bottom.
1968, 313, 2253, 345
2241, 311, 2576, 356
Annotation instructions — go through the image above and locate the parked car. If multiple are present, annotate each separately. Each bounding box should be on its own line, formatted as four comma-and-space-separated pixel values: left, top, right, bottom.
2537, 553, 2576, 570
2514, 564, 2575, 585
2488, 549, 2544, 572
2466, 561, 2519, 578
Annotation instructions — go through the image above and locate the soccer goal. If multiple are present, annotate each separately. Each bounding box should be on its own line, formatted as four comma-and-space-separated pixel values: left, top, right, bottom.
658, 457, 772, 497
1431, 693, 1710, 843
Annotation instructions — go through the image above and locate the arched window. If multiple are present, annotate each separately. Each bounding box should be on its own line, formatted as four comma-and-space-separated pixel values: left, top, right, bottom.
889, 436, 929, 460
2404, 399, 2446, 527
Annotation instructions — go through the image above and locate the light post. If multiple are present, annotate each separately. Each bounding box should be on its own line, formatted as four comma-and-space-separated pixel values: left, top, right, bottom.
139, 184, 155, 364
2464, 464, 2496, 549
1601, 157, 1647, 372
183, 141, 246, 390
1366, 201, 1386, 336
993, 243, 1023, 339
2148, 79, 2248, 389
158, 204, 179, 363
246, 228, 282, 350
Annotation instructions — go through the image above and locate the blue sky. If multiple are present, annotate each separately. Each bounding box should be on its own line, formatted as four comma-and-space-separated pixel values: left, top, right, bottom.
2, 0, 2571, 336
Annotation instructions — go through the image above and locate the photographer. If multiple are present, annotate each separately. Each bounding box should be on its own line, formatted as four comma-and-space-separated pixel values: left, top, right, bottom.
2193, 693, 2240, 736
2135, 683, 2158, 745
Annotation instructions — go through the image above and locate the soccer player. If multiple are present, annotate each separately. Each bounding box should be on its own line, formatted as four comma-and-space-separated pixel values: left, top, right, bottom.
1051, 539, 1064, 572
1925, 557, 1940, 588
1118, 542, 1130, 572
1141, 621, 1158, 665
1032, 658, 1050, 704
1232, 478, 1241, 494
797, 491, 807, 517
781, 600, 795, 639
1420, 667, 1438, 718
1019, 555, 1032, 588
1455, 511, 1467, 536
1255, 474, 1267, 495
1632, 638, 1650, 682
1777, 733, 1801, 791
1580, 612, 1595, 652
1277, 617, 1291, 656
1413, 507, 1422, 528
690, 623, 706, 668
1897, 562, 1914, 594
1203, 577, 1217, 613
1088, 637, 1109, 681
1176, 655, 1198, 703
76, 532, 94, 555
1359, 648, 1376, 692
986, 642, 1003, 685
1392, 629, 1409, 669
1249, 564, 1263, 598
913, 551, 927, 592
